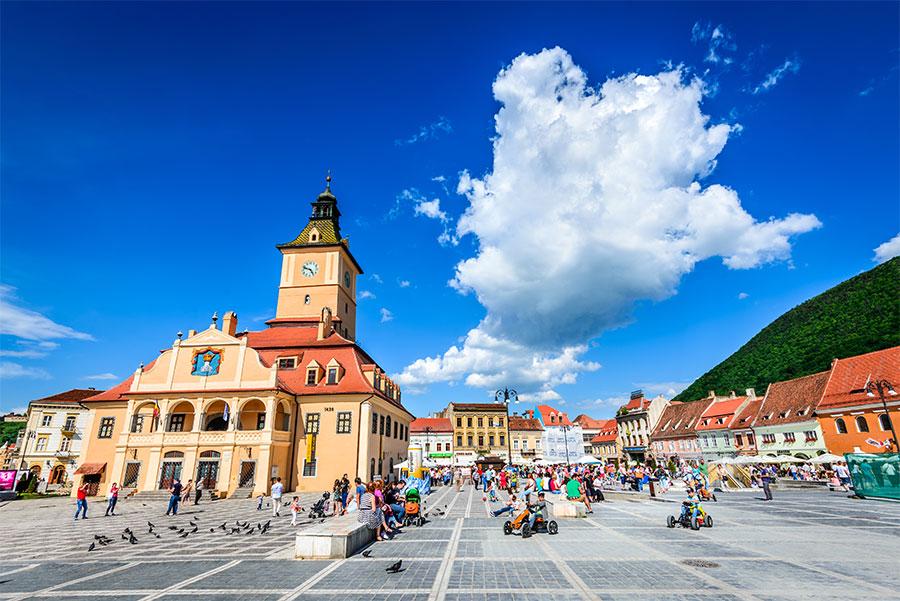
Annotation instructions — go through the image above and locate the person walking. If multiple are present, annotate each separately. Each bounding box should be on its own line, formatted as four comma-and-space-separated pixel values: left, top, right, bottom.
104, 482, 119, 516
74, 483, 89, 520
761, 465, 774, 501
166, 478, 182, 515
271, 476, 284, 517
340, 474, 351, 515
194, 479, 203, 505
358, 482, 385, 541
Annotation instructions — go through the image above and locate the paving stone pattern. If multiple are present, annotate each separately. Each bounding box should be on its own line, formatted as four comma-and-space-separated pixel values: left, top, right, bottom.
0, 485, 899, 600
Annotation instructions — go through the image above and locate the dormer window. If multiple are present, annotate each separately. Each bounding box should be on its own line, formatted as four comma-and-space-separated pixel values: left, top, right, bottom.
278, 357, 297, 370
797, 408, 807, 416
306, 368, 318, 386
779, 410, 790, 418
326, 358, 342, 385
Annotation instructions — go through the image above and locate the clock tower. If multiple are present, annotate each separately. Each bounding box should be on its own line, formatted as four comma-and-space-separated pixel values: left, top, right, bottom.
274, 176, 362, 340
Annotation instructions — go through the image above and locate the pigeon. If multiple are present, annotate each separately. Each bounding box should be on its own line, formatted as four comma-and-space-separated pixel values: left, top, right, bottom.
219, 522, 227, 530
148, 521, 156, 529
88, 542, 96, 552
98, 539, 109, 546
362, 550, 372, 558
264, 520, 271, 528
154, 534, 161, 538
191, 526, 198, 533
385, 560, 404, 573
129, 535, 138, 545
189, 521, 196, 527
180, 532, 189, 538
124, 527, 131, 533
177, 528, 185, 534
168, 526, 178, 530
93, 535, 104, 541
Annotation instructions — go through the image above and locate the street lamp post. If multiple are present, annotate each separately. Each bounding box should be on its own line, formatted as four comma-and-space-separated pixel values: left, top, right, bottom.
495, 388, 518, 465
561, 425, 571, 465
865, 378, 898, 452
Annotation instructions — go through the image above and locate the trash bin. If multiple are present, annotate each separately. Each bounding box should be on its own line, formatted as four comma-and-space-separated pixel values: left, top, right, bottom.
648, 480, 656, 497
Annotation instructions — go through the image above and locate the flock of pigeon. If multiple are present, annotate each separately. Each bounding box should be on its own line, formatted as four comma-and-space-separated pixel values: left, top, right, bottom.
86, 517, 273, 552
86, 501, 451, 576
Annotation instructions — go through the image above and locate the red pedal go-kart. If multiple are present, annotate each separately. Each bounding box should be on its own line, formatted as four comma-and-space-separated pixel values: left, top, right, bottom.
503, 506, 559, 538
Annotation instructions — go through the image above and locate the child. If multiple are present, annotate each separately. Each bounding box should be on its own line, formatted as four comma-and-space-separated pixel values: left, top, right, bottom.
491, 494, 518, 517
256, 493, 264, 511
290, 496, 302, 526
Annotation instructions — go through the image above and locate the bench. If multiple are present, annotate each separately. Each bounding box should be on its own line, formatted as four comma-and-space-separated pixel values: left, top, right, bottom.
545, 496, 587, 518
295, 513, 374, 559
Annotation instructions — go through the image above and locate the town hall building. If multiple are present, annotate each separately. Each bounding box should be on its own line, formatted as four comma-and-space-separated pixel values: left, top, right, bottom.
74, 178, 412, 497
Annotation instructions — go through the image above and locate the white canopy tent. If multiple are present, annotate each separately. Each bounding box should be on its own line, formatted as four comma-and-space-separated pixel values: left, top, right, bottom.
576, 455, 602, 464
810, 453, 844, 464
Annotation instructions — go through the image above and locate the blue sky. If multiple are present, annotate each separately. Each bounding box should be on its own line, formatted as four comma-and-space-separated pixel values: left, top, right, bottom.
2, 2, 898, 419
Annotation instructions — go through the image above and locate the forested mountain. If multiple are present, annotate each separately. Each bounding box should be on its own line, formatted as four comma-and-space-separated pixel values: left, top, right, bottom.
674, 257, 899, 402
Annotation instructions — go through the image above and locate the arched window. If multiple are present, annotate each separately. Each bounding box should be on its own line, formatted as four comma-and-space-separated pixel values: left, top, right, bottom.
164, 451, 184, 458
370, 458, 375, 481
855, 416, 869, 433
878, 413, 892, 432
385, 415, 392, 437
835, 418, 847, 434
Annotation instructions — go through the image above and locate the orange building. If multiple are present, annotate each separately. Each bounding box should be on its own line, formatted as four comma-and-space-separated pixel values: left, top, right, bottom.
816, 346, 899, 455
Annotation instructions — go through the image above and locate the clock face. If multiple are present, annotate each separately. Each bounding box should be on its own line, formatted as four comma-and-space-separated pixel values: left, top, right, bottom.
302, 261, 319, 278
343, 271, 351, 287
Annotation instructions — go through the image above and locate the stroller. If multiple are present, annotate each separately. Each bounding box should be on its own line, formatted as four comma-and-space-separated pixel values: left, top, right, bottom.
308, 492, 331, 519
403, 487, 425, 527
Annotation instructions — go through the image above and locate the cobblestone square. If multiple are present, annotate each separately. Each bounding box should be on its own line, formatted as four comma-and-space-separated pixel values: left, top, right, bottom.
1, 485, 899, 600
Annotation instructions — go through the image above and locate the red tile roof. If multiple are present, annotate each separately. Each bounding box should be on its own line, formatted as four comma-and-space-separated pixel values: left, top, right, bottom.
536, 404, 573, 426
695, 397, 747, 431
410, 418, 453, 433
573, 414, 606, 429
731, 398, 764, 430
590, 419, 618, 443
622, 396, 650, 412
753, 371, 828, 427
817, 346, 900, 410
32, 388, 106, 405
509, 417, 543, 431
80, 325, 411, 416
651, 400, 712, 440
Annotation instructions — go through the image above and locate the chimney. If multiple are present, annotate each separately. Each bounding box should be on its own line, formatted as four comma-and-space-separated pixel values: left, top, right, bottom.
745, 388, 756, 399
708, 390, 716, 399
222, 311, 238, 337
729, 391, 736, 398
317, 307, 333, 341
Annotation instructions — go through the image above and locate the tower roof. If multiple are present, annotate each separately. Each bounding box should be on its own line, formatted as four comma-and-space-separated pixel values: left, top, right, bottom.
278, 175, 344, 248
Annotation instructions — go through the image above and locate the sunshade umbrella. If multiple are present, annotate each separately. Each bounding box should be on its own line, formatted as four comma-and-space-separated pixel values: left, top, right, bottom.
576, 455, 601, 464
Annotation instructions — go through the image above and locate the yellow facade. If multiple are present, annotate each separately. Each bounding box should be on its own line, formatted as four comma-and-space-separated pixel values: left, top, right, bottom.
441, 403, 510, 464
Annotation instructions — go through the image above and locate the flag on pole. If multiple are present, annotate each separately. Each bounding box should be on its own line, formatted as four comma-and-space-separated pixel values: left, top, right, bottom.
222, 403, 229, 424
152, 401, 160, 418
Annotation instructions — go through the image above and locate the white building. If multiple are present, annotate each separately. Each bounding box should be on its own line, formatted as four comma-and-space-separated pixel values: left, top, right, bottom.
530, 405, 584, 463
409, 418, 453, 467
17, 389, 99, 490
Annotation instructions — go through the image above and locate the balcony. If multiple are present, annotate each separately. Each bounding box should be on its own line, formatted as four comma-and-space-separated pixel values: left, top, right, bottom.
61, 425, 77, 436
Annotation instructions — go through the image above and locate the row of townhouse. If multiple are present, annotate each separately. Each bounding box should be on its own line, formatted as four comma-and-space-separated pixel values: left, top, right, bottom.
651, 346, 899, 462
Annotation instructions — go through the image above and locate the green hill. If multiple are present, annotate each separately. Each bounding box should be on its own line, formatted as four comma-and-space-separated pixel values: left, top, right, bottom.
673, 257, 900, 402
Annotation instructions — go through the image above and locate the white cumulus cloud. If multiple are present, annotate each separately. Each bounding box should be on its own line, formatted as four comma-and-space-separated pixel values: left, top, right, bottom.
397, 47, 819, 397
359, 290, 376, 300
874, 233, 900, 263
737, 292, 749, 300
380, 308, 394, 323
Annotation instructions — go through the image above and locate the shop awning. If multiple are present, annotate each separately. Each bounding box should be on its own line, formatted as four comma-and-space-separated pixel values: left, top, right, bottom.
75, 462, 106, 475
